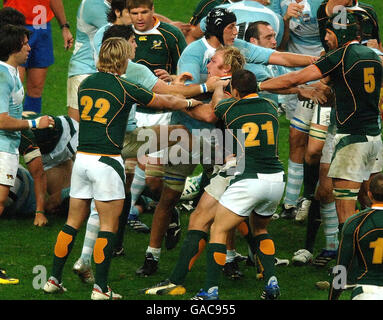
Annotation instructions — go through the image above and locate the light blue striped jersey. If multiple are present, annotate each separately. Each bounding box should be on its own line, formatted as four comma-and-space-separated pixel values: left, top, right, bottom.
0, 61, 24, 154
199, 0, 284, 45
67, 0, 110, 77
177, 36, 274, 84
272, 0, 323, 55
92, 23, 112, 65
121, 61, 159, 132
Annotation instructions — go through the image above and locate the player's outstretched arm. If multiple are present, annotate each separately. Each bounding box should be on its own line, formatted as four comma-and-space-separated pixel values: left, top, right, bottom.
269, 51, 318, 68
0, 113, 54, 131
148, 94, 202, 111
260, 64, 323, 92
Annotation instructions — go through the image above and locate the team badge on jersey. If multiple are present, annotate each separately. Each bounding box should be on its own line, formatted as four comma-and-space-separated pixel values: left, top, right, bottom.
151, 40, 162, 49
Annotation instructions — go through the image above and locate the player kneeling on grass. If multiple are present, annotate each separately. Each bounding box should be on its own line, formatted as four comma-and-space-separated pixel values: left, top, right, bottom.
42, 37, 202, 300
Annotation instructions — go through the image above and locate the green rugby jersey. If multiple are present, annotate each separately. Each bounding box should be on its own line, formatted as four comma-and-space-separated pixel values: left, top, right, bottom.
189, 0, 229, 26
334, 204, 383, 288
77, 72, 154, 155
133, 18, 187, 75
314, 42, 382, 135
214, 94, 284, 178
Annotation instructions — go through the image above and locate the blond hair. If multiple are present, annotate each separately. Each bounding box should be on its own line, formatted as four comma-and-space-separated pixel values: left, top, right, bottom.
97, 37, 130, 74
216, 46, 245, 74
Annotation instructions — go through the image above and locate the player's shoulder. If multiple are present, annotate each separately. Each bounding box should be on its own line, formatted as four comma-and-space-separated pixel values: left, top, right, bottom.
343, 208, 372, 232
215, 97, 237, 112
158, 21, 185, 39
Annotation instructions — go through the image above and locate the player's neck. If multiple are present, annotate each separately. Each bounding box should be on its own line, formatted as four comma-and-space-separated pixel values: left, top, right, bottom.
206, 36, 222, 49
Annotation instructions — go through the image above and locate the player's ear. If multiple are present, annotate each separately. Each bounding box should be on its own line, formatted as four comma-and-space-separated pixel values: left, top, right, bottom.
367, 190, 374, 202
231, 88, 240, 99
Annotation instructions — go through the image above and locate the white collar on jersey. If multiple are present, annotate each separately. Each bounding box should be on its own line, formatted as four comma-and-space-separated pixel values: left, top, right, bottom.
132, 17, 161, 35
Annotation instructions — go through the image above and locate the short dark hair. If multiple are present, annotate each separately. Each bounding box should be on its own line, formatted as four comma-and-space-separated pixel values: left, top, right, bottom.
127, 0, 153, 10
0, 24, 30, 62
231, 69, 258, 98
369, 173, 383, 202
102, 24, 134, 43
107, 0, 129, 23
0, 7, 25, 28
244, 21, 271, 42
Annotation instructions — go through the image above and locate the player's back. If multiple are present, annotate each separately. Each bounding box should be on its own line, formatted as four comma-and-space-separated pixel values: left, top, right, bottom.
68, 0, 109, 77
77, 72, 153, 155
215, 95, 284, 176
317, 43, 382, 135
344, 208, 383, 286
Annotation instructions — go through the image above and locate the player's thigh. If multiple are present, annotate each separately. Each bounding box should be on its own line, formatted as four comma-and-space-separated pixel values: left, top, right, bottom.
210, 203, 245, 244
188, 191, 219, 231
95, 199, 124, 233
290, 99, 316, 135
66, 197, 92, 229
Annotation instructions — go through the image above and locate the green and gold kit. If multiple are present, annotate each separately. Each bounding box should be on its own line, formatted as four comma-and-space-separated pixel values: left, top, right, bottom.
314, 42, 382, 135
214, 94, 284, 179
77, 72, 154, 155
336, 205, 383, 287
133, 18, 187, 75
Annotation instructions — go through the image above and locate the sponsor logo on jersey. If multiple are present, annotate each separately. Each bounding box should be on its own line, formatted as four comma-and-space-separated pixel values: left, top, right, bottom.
151, 40, 162, 49
139, 36, 147, 41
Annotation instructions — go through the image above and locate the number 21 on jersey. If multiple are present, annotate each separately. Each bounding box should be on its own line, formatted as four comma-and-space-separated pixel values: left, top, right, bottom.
242, 121, 275, 147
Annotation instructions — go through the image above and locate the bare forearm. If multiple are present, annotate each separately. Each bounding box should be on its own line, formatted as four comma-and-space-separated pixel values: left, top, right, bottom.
0, 114, 29, 131
50, 0, 67, 25
27, 158, 47, 212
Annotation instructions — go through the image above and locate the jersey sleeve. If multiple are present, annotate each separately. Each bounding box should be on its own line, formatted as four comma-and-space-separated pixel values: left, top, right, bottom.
313, 49, 341, 77
214, 98, 233, 120
190, 0, 221, 26
0, 71, 12, 113
122, 61, 158, 91
120, 79, 155, 107
177, 50, 204, 84
84, 0, 109, 29
271, 0, 282, 16
168, 26, 188, 74
234, 39, 274, 64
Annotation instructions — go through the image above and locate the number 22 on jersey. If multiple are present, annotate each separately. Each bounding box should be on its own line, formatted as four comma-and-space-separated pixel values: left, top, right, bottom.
80, 95, 110, 124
